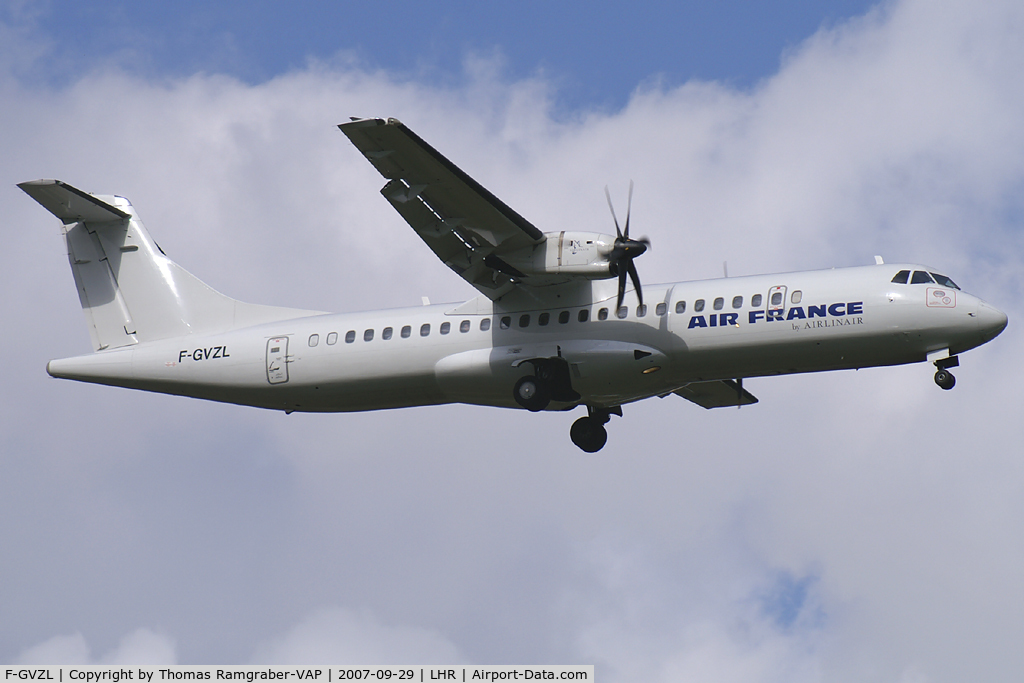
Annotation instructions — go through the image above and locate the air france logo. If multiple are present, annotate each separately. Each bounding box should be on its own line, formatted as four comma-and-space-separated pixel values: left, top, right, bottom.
689, 302, 864, 329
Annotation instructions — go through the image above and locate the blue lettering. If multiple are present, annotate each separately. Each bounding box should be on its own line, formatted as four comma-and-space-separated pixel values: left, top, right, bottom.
767, 310, 784, 321
720, 313, 739, 326
828, 303, 846, 316
786, 307, 806, 320
848, 301, 863, 315
808, 305, 826, 318
710, 314, 717, 327
688, 315, 708, 328
749, 310, 765, 324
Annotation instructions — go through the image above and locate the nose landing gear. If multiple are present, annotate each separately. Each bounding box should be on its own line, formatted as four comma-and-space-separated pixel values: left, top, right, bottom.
933, 354, 959, 391
570, 406, 622, 453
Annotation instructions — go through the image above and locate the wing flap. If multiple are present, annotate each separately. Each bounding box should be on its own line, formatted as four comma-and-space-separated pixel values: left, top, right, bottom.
674, 379, 758, 409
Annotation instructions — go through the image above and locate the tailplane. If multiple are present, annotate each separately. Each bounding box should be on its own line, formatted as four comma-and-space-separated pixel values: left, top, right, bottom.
20, 180, 321, 351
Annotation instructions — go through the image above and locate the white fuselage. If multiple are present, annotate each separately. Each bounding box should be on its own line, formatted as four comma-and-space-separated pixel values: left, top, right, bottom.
47, 263, 1007, 414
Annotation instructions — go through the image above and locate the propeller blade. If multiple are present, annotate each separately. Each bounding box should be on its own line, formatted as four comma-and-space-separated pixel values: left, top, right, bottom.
616, 267, 628, 312
606, 182, 647, 311
623, 180, 633, 239
604, 186, 623, 239
627, 259, 643, 307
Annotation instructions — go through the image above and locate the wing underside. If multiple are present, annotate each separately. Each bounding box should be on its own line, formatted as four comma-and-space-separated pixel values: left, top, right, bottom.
340, 117, 546, 300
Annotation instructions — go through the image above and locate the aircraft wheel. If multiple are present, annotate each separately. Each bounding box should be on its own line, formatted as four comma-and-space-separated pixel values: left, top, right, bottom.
570, 416, 608, 453
934, 369, 956, 390
514, 375, 550, 411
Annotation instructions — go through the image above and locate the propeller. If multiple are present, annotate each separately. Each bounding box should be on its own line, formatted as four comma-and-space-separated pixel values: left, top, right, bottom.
605, 181, 650, 312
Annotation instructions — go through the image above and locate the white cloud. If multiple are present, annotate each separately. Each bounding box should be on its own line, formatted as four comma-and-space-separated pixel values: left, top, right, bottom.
251, 608, 462, 664
15, 629, 176, 665
3, 1, 1024, 680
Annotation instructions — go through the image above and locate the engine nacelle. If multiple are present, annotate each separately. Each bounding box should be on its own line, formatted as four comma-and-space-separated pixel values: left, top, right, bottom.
502, 231, 617, 279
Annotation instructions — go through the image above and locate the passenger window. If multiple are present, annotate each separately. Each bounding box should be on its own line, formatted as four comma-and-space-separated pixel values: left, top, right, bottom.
732, 296, 743, 309
400, 325, 411, 339
694, 299, 705, 312
326, 332, 338, 345
675, 301, 686, 314
420, 323, 431, 337
519, 314, 530, 328
480, 318, 491, 332
751, 294, 762, 307
500, 316, 511, 330
309, 334, 319, 347
382, 327, 393, 340
598, 308, 609, 321
538, 312, 550, 326
911, 271, 935, 284
346, 330, 356, 343
578, 309, 589, 322
791, 290, 802, 304
713, 297, 724, 311
363, 329, 374, 342
558, 310, 570, 324
440, 322, 450, 335
617, 306, 628, 319
637, 304, 647, 317
891, 270, 910, 284
771, 291, 783, 306
930, 273, 960, 290
460, 320, 471, 333
656, 302, 667, 316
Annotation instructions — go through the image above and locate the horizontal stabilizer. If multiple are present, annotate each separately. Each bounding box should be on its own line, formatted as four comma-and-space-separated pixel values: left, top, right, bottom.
674, 379, 758, 409
18, 179, 131, 223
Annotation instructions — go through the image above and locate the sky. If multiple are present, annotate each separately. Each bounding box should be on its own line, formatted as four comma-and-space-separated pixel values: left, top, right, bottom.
2, 0, 1024, 679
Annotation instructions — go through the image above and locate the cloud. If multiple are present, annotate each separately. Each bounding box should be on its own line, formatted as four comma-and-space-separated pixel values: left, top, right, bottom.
3, 0, 1024, 680
15, 629, 177, 665
251, 608, 462, 664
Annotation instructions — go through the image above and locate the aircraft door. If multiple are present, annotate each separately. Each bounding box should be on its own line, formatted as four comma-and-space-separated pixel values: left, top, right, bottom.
266, 336, 289, 384
767, 285, 787, 321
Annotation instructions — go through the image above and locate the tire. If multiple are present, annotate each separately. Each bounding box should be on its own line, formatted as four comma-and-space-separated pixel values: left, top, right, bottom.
514, 375, 550, 411
934, 369, 955, 390
570, 417, 608, 453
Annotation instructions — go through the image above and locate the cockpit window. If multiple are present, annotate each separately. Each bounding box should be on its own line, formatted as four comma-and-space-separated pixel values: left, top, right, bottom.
930, 272, 960, 290
891, 270, 910, 284
910, 271, 935, 284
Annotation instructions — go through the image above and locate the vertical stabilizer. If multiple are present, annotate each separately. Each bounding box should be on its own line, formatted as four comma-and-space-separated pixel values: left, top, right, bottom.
20, 180, 321, 351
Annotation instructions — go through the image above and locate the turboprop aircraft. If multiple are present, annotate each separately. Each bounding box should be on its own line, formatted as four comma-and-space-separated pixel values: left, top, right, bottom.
20, 117, 1008, 452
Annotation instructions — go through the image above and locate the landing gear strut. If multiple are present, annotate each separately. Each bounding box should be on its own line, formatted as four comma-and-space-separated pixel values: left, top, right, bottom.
570, 406, 622, 453
933, 355, 959, 391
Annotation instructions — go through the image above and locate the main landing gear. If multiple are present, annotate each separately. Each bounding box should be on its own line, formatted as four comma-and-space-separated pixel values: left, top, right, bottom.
933, 355, 959, 391
570, 406, 622, 453
512, 358, 581, 413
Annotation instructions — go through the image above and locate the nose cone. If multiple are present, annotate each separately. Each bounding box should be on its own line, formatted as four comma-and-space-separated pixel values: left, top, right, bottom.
977, 300, 1008, 344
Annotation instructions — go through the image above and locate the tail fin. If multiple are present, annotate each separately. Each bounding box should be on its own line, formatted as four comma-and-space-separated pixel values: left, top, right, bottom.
20, 180, 321, 351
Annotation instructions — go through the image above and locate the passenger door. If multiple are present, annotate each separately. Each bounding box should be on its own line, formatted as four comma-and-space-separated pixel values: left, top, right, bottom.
266, 336, 290, 384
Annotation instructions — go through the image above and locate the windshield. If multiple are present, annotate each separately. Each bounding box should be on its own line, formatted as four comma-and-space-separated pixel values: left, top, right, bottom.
929, 272, 960, 290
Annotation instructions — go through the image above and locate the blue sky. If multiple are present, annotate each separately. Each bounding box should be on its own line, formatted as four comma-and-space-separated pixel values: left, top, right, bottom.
4, 0, 1024, 679
8, 0, 876, 107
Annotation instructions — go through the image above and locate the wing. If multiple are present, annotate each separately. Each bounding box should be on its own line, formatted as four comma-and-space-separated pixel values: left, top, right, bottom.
340, 118, 546, 300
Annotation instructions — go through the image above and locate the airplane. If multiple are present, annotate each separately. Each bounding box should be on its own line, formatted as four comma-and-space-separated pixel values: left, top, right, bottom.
20, 117, 1008, 452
